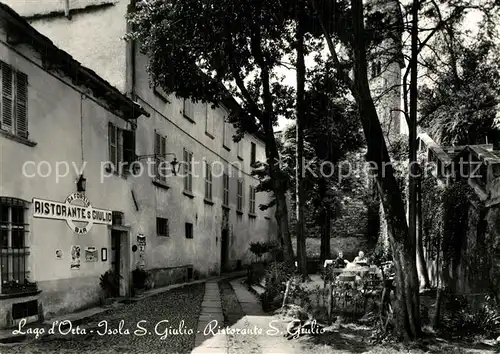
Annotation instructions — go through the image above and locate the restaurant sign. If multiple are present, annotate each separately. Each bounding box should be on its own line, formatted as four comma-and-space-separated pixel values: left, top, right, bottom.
33, 193, 112, 234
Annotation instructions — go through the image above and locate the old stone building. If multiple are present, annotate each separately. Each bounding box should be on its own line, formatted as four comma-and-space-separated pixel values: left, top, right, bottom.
418, 132, 500, 299
0, 2, 277, 329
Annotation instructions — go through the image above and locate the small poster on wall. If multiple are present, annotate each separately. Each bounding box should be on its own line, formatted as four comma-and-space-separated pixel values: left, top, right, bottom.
70, 245, 81, 270
85, 247, 98, 262
55, 249, 63, 259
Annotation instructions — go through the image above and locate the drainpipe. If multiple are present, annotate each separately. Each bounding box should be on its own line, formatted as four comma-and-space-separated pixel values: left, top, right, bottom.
126, 0, 137, 99
64, 0, 72, 20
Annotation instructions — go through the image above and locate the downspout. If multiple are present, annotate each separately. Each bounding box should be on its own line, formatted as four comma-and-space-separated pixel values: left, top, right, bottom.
126, 0, 137, 98
64, 0, 72, 20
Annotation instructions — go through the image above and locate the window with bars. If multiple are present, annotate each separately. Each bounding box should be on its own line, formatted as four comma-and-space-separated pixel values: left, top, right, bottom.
237, 179, 244, 213
156, 217, 169, 237
222, 173, 229, 207
185, 223, 193, 239
0, 61, 28, 139
0, 197, 30, 294
183, 99, 194, 121
204, 162, 213, 201
249, 185, 256, 215
154, 132, 167, 183
108, 122, 135, 173
183, 148, 193, 192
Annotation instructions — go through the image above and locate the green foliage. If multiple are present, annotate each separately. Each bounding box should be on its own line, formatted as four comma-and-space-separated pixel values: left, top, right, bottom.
99, 270, 122, 298
132, 267, 151, 290
249, 240, 280, 259
441, 294, 500, 339
419, 40, 500, 145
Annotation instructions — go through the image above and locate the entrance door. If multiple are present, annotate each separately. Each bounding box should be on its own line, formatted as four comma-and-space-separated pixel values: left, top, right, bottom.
110, 230, 121, 297
220, 229, 229, 273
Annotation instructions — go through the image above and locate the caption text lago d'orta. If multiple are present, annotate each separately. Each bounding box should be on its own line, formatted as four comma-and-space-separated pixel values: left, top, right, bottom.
13, 318, 326, 340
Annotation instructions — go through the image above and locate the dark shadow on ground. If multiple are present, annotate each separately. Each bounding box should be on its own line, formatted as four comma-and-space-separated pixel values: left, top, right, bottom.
219, 279, 247, 327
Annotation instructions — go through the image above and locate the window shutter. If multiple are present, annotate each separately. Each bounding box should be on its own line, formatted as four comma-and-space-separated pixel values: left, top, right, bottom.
1, 62, 13, 131
108, 122, 116, 166
117, 128, 123, 165
122, 129, 136, 164
15, 71, 28, 138
154, 132, 161, 157
161, 136, 166, 157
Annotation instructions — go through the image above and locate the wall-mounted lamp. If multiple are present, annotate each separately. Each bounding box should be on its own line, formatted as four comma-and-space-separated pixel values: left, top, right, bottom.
76, 174, 87, 192
135, 153, 180, 176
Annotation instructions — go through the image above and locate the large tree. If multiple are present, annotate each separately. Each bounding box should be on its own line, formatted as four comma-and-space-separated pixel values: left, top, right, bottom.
127, 0, 297, 264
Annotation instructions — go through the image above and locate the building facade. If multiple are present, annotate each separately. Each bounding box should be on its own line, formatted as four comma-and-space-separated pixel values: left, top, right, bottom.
0, 2, 276, 329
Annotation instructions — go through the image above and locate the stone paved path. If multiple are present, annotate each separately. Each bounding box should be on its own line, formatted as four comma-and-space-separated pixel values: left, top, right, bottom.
191, 279, 300, 354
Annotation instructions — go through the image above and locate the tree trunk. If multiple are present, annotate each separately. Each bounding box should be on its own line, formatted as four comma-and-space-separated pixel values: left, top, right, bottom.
350, 0, 421, 340
320, 208, 332, 264
295, 0, 308, 278
416, 177, 430, 288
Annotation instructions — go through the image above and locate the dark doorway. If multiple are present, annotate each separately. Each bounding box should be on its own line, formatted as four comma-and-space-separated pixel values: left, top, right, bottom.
221, 229, 229, 273
111, 230, 121, 297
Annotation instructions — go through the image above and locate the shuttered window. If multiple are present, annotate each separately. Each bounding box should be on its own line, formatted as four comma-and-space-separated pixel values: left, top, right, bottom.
237, 179, 244, 212
223, 119, 231, 149
205, 105, 214, 137
249, 185, 256, 215
222, 173, 229, 206
183, 148, 193, 192
0, 62, 28, 138
183, 99, 194, 120
204, 162, 213, 200
154, 132, 167, 183
108, 123, 135, 174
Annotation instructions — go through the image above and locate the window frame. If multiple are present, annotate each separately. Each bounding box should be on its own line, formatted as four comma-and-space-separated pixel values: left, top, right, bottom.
185, 222, 193, 239
204, 161, 213, 201
250, 142, 257, 166
183, 98, 194, 122
237, 179, 244, 213
156, 217, 169, 237
154, 131, 168, 183
183, 148, 194, 193
0, 61, 28, 139
205, 104, 214, 138
0, 197, 30, 293
222, 173, 229, 207
249, 185, 256, 215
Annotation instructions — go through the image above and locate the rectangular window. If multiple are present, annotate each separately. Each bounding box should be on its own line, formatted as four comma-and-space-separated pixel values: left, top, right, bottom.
250, 142, 256, 165
154, 132, 167, 183
237, 179, 244, 212
185, 223, 193, 239
249, 185, 256, 215
223, 173, 229, 206
0, 198, 30, 294
156, 217, 169, 237
204, 162, 213, 200
108, 123, 135, 173
223, 119, 231, 149
183, 148, 193, 192
237, 139, 244, 159
205, 105, 214, 137
183, 99, 194, 121
0, 62, 28, 139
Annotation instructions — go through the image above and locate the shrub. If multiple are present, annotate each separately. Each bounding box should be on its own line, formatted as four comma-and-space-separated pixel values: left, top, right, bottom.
132, 267, 150, 290
99, 270, 121, 298
249, 240, 280, 261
